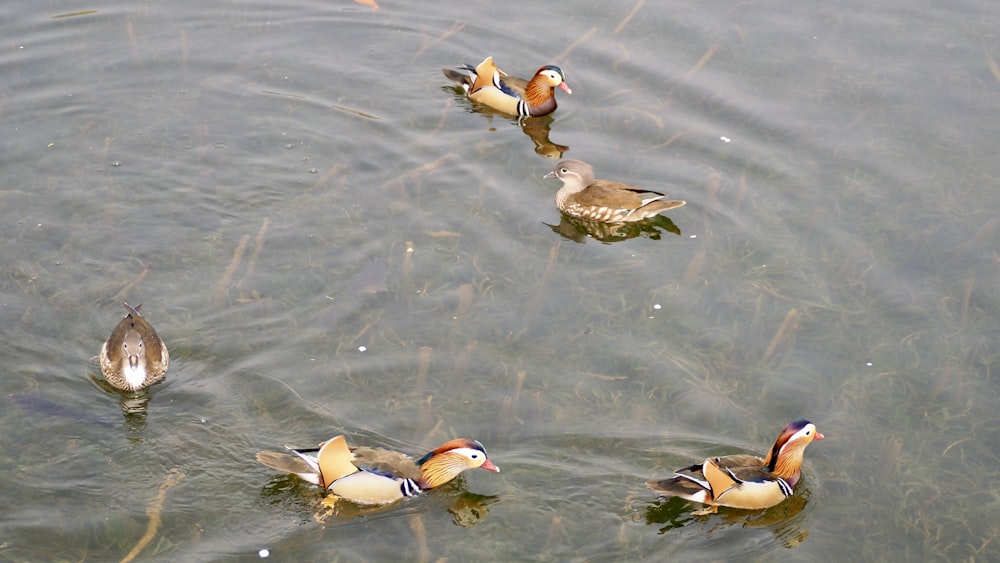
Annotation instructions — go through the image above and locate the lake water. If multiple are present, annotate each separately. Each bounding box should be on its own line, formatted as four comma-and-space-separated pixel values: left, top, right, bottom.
2, 0, 998, 560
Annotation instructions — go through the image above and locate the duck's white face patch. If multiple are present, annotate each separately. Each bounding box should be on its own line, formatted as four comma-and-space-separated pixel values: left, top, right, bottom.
448, 447, 487, 467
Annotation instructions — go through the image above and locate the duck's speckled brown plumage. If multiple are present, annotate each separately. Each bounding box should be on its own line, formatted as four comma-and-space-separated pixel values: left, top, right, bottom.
442, 56, 571, 117
545, 159, 686, 223
99, 302, 169, 391
646, 419, 824, 514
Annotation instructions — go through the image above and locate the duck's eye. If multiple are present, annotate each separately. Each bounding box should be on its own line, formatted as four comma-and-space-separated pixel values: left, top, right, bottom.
560, 168, 569, 174
471, 453, 479, 459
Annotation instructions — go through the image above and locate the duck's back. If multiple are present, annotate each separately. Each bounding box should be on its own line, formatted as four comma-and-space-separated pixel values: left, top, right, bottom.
351, 445, 421, 480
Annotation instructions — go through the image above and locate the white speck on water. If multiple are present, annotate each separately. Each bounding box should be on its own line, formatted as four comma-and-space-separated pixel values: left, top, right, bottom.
720, 136, 732, 143
358, 346, 367, 352
259, 548, 269, 558
653, 304, 661, 310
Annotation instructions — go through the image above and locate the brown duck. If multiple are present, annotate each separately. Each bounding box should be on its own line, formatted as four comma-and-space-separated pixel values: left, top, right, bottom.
544, 159, 686, 223
99, 302, 169, 391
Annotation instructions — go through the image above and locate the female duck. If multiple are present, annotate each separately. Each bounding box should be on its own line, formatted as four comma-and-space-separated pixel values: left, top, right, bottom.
257, 435, 499, 506
545, 159, 686, 223
99, 302, 169, 391
646, 419, 823, 514
443, 56, 571, 117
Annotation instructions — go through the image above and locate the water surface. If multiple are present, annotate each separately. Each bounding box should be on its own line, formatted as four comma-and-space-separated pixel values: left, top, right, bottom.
2, 0, 998, 560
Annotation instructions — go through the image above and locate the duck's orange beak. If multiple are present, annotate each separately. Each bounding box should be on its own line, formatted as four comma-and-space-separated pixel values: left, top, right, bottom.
558, 82, 572, 95
813, 432, 825, 441
481, 459, 500, 472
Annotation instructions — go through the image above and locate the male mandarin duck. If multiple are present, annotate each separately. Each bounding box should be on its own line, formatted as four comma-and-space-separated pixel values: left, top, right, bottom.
646, 419, 823, 515
99, 302, 169, 391
442, 56, 571, 117
544, 159, 686, 223
256, 435, 499, 506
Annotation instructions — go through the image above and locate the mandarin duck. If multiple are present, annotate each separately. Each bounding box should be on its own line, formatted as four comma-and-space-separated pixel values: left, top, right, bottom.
442, 56, 571, 117
99, 302, 169, 392
544, 159, 686, 223
646, 419, 823, 515
256, 435, 499, 506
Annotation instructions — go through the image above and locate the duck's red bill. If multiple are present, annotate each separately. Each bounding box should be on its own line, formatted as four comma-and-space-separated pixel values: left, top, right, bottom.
481, 459, 500, 472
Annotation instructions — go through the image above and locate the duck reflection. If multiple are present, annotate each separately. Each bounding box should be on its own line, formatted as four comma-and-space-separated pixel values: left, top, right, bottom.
258, 474, 499, 527
642, 487, 812, 549
441, 87, 569, 159
519, 115, 570, 159
447, 491, 500, 528
547, 213, 682, 243
88, 374, 152, 430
